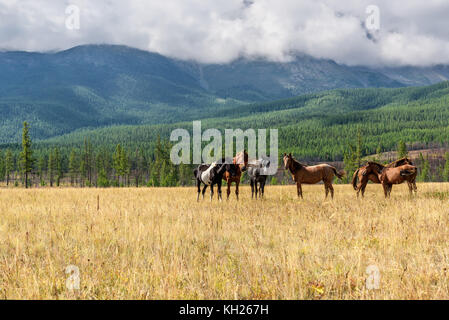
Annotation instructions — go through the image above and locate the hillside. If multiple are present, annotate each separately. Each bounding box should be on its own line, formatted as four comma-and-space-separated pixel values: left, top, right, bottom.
2, 45, 449, 143
31, 82, 449, 161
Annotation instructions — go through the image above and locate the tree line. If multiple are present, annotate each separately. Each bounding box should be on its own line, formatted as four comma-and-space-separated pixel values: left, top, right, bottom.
1, 122, 449, 188
342, 128, 449, 183
0, 122, 194, 188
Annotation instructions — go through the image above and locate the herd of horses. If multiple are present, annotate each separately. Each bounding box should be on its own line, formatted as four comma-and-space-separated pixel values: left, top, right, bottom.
194, 150, 418, 201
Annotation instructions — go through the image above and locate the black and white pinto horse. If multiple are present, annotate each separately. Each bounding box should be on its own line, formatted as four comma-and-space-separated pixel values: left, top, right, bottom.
194, 162, 229, 201
247, 158, 272, 199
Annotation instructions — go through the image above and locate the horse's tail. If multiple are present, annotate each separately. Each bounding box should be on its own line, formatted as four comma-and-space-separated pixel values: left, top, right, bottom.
193, 168, 198, 178
332, 167, 346, 180
351, 168, 359, 190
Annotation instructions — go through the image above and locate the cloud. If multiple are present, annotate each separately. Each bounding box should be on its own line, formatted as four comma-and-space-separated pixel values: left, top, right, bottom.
1, 0, 449, 66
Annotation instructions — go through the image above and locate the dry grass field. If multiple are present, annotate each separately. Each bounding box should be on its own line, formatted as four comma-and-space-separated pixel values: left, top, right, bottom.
1, 183, 449, 299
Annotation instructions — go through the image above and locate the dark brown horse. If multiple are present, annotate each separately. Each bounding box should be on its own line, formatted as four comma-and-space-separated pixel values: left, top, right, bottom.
283, 153, 345, 199
352, 158, 416, 197
222, 150, 248, 200
364, 161, 418, 198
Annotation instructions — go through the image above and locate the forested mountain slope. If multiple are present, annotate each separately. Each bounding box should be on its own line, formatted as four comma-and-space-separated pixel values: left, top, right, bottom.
31, 82, 449, 161
2, 45, 449, 143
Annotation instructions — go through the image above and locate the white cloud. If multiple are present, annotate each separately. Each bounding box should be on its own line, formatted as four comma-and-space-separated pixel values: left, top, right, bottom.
1, 0, 449, 66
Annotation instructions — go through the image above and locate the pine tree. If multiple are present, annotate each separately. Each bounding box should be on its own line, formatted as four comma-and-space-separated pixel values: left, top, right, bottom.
20, 121, 33, 188
343, 144, 357, 184
160, 161, 170, 187
113, 144, 123, 186
419, 153, 430, 182
83, 138, 93, 186
54, 147, 62, 186
374, 142, 382, 162
5, 149, 13, 186
120, 148, 130, 187
68, 149, 78, 186
97, 167, 109, 187
95, 148, 110, 187
0, 150, 4, 182
133, 148, 146, 187
48, 150, 54, 187
79, 157, 86, 187
355, 128, 362, 167
398, 140, 408, 158
38, 154, 46, 186
178, 163, 191, 186
149, 158, 160, 187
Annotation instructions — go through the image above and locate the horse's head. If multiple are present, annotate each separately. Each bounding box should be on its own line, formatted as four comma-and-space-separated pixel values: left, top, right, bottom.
363, 162, 383, 176
283, 153, 293, 170
233, 150, 248, 172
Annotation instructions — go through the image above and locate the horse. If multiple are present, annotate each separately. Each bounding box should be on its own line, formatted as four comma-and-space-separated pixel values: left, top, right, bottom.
352, 158, 416, 197
247, 157, 271, 199
222, 150, 248, 200
193, 162, 228, 201
283, 153, 345, 199
363, 161, 418, 198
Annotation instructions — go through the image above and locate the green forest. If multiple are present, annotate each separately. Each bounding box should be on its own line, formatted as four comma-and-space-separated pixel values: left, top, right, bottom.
1, 82, 449, 187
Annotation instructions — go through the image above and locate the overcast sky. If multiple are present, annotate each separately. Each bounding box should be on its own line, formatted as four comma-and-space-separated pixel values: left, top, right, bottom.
1, 0, 449, 66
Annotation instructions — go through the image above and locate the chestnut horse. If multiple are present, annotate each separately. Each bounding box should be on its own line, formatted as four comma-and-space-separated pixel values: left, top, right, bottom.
222, 150, 248, 200
364, 161, 418, 198
352, 158, 416, 197
283, 153, 345, 199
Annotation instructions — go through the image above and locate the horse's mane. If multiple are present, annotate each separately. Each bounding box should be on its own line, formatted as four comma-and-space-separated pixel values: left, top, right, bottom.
291, 157, 307, 170
366, 161, 385, 168
234, 150, 248, 165
386, 157, 412, 168
366, 161, 385, 172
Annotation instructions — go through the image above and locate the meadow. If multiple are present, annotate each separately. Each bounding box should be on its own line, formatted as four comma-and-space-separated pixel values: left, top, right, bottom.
0, 183, 449, 299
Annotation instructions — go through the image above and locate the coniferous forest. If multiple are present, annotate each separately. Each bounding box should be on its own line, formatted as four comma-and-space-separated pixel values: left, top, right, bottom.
1, 82, 449, 187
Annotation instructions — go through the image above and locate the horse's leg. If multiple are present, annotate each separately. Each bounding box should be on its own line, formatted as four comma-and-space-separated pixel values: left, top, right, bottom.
250, 179, 254, 199
260, 180, 265, 198
388, 184, 392, 198
329, 183, 334, 199
324, 183, 329, 199
196, 180, 201, 202
382, 183, 388, 198
217, 181, 222, 201
226, 181, 231, 200
235, 181, 239, 200
202, 185, 208, 200
297, 182, 303, 199
361, 183, 366, 198
210, 184, 214, 202
255, 180, 258, 199
407, 181, 413, 195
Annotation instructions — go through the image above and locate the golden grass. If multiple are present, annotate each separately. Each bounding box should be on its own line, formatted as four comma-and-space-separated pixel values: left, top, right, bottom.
0, 183, 449, 299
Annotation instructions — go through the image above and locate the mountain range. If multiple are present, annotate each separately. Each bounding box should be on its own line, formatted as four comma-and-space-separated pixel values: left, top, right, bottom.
1, 44, 449, 143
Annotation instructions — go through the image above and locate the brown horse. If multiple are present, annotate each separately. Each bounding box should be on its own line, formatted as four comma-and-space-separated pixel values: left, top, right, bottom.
222, 150, 248, 200
283, 153, 345, 199
352, 158, 416, 197
364, 161, 418, 198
